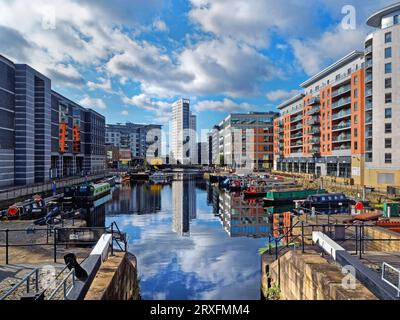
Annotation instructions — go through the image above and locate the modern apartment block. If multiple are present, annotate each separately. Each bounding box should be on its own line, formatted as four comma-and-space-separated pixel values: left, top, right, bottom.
0, 54, 106, 188
215, 112, 277, 170
170, 99, 197, 165
274, 51, 365, 183
363, 3, 400, 188
105, 122, 162, 164
273, 3, 400, 189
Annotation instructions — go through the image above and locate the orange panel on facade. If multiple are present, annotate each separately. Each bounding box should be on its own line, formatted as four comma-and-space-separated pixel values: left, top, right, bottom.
59, 123, 68, 153
351, 69, 365, 155
320, 85, 332, 156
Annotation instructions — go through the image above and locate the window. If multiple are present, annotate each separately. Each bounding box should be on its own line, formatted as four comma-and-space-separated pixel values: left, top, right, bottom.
385, 123, 392, 133
385, 108, 392, 119
385, 63, 392, 73
347, 68, 352, 75
385, 78, 392, 88
385, 47, 392, 58
395, 15, 400, 25
385, 32, 392, 43
354, 115, 358, 125
385, 138, 392, 148
354, 128, 358, 137
354, 141, 358, 150
385, 153, 392, 164
385, 93, 392, 103
354, 102, 358, 111
354, 89, 358, 98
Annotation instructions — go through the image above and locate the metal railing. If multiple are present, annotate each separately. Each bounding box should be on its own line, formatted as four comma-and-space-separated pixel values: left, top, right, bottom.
382, 262, 400, 298
0, 268, 39, 300
47, 268, 76, 300
0, 222, 127, 265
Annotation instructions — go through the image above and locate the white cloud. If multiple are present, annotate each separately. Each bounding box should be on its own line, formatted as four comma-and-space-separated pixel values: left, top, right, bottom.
290, 26, 365, 76
79, 95, 107, 109
122, 93, 171, 122
195, 98, 253, 113
266, 89, 302, 102
153, 18, 168, 32
121, 110, 129, 116
87, 77, 112, 91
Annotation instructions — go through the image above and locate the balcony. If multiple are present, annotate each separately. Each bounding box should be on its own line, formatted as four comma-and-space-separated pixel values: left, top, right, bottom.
365, 74, 373, 83
310, 137, 320, 144
333, 144, 351, 151
365, 153, 373, 162
333, 134, 351, 143
332, 97, 351, 110
290, 133, 302, 140
365, 46, 372, 54
290, 142, 303, 147
307, 97, 320, 105
365, 144, 373, 152
365, 101, 373, 111
332, 110, 351, 121
332, 85, 351, 98
365, 130, 373, 138
290, 115, 302, 123
305, 117, 320, 126
332, 122, 351, 131
366, 89, 373, 97
306, 106, 320, 116
311, 128, 320, 135
365, 116, 373, 124
365, 60, 373, 69
290, 124, 303, 132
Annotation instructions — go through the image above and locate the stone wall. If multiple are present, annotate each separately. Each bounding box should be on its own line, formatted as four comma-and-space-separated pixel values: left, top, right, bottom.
85, 252, 140, 300
261, 250, 376, 300
364, 226, 400, 252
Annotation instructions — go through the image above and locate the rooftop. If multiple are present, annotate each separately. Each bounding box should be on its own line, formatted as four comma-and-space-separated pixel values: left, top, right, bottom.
277, 93, 305, 110
367, 2, 400, 27
300, 50, 364, 88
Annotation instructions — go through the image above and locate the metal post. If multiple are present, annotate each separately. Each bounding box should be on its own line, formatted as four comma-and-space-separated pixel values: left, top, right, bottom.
5, 229, 9, 265
268, 236, 272, 254
111, 223, 114, 256
359, 225, 362, 260
275, 239, 278, 260
35, 269, 39, 292
355, 225, 358, 255
301, 222, 305, 253
54, 228, 57, 263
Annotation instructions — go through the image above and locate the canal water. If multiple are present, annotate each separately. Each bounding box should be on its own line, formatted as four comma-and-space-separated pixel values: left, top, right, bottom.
103, 177, 271, 300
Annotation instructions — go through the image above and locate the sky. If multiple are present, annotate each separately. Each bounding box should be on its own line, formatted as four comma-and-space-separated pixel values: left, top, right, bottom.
0, 0, 396, 133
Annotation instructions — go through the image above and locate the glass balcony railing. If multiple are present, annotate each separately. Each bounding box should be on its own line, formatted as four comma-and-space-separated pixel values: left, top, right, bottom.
306, 107, 320, 116
365, 74, 373, 82
332, 110, 351, 120
332, 122, 351, 131
365, 101, 373, 110
332, 97, 351, 109
332, 85, 351, 98
365, 46, 372, 54
365, 60, 373, 68
366, 89, 373, 97
365, 130, 373, 138
290, 124, 303, 131
290, 115, 302, 123
290, 133, 302, 139
333, 134, 351, 143
365, 116, 373, 124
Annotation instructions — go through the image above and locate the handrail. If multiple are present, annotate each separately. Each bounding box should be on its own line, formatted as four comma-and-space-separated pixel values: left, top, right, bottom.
381, 262, 400, 298
47, 268, 76, 300
0, 268, 39, 300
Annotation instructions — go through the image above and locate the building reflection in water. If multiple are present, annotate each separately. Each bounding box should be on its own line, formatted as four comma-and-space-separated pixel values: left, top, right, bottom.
217, 190, 271, 238
172, 179, 197, 237
106, 182, 162, 215
80, 193, 111, 228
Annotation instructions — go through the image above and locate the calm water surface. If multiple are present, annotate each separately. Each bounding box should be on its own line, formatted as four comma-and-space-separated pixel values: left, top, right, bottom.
104, 179, 271, 300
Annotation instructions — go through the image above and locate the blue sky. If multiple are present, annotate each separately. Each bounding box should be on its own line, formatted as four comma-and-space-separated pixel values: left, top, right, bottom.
0, 0, 395, 132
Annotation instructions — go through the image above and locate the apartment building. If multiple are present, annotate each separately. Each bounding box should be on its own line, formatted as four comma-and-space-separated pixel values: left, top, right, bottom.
0, 54, 106, 188
363, 3, 400, 188
274, 51, 365, 183
105, 122, 162, 164
52, 91, 106, 178
216, 112, 278, 171
273, 3, 400, 189
170, 99, 197, 165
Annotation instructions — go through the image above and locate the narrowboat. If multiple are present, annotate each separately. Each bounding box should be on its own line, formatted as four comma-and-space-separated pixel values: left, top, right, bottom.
296, 193, 355, 212
74, 182, 111, 202
263, 188, 326, 205
7, 195, 49, 220
243, 185, 269, 198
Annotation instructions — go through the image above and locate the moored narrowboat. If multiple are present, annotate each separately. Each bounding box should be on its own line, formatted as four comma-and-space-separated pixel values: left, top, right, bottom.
263, 188, 326, 205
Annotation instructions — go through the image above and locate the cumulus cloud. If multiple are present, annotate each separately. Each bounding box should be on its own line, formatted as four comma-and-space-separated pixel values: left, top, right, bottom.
87, 77, 112, 91
153, 18, 168, 32
122, 93, 171, 123
79, 95, 107, 109
266, 89, 302, 102
195, 98, 254, 113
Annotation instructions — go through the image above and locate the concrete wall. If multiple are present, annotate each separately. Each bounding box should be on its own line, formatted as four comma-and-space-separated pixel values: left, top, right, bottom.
261, 250, 376, 300
85, 252, 140, 300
